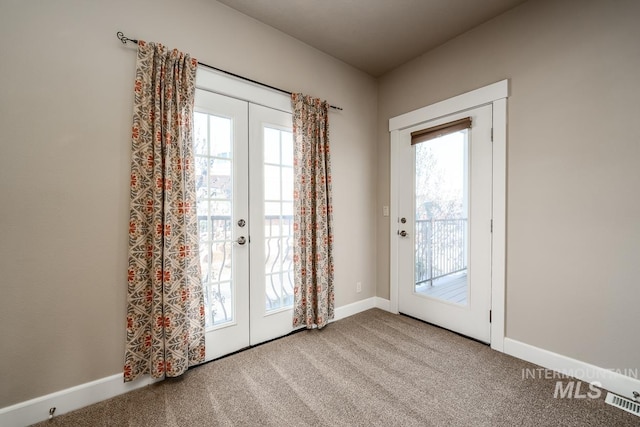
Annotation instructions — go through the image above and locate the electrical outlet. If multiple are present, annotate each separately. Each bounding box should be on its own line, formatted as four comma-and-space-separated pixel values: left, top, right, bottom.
356, 281, 362, 293
382, 206, 389, 217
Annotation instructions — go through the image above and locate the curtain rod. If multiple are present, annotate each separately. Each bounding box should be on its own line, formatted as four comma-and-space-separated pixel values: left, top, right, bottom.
116, 32, 343, 111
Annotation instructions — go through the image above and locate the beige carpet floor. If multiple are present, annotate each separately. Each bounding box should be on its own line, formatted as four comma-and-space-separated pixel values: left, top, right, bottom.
34, 309, 638, 426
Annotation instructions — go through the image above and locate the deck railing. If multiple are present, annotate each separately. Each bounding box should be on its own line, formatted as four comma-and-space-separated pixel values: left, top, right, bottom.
415, 218, 467, 285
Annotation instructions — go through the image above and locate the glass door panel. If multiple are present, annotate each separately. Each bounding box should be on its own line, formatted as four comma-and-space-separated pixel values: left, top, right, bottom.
414, 131, 469, 305
249, 104, 297, 345
263, 127, 294, 313
194, 112, 235, 326
194, 90, 249, 361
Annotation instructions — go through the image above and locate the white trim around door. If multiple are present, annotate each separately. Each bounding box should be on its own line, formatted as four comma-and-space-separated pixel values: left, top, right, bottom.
389, 79, 508, 352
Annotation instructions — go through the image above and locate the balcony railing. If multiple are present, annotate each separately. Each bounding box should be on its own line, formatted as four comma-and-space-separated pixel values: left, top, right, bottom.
198, 215, 294, 328
198, 215, 233, 328
264, 215, 294, 311
415, 218, 467, 285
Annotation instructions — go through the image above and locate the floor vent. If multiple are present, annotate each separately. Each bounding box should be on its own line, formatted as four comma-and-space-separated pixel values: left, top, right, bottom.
605, 392, 640, 417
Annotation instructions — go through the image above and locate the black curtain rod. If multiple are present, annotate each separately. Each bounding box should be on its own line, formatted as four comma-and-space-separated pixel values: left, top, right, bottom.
116, 32, 343, 111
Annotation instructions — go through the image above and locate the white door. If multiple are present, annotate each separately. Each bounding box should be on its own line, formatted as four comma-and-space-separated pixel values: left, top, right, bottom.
249, 104, 297, 344
194, 90, 295, 361
397, 105, 493, 343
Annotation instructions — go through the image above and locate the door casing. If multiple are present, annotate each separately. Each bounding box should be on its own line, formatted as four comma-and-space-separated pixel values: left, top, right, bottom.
389, 80, 508, 352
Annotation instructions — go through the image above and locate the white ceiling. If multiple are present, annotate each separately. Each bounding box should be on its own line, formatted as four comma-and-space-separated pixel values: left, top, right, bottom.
216, 0, 529, 77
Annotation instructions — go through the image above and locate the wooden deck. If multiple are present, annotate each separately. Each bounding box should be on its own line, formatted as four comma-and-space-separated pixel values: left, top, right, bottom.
415, 273, 467, 305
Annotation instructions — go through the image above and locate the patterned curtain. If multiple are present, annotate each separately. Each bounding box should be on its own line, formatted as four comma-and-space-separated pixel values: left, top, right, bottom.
291, 93, 335, 329
124, 41, 205, 382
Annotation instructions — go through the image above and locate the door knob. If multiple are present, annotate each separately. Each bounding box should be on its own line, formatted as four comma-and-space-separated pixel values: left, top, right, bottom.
235, 236, 247, 245
398, 230, 408, 237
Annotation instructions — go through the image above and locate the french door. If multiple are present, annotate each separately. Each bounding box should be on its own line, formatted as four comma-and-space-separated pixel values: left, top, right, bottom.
397, 105, 493, 343
193, 89, 295, 361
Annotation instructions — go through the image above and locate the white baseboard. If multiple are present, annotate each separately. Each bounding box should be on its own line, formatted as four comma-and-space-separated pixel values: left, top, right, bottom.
0, 373, 161, 427
374, 297, 391, 312
333, 296, 377, 321
1, 297, 388, 427
504, 338, 640, 401
332, 296, 393, 321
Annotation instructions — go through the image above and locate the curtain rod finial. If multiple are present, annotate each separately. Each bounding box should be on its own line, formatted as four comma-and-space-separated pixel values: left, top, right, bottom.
117, 31, 137, 45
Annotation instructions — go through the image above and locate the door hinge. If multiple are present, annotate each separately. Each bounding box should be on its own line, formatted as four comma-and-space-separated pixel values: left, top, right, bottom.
489, 310, 492, 323
490, 219, 493, 233
491, 128, 494, 142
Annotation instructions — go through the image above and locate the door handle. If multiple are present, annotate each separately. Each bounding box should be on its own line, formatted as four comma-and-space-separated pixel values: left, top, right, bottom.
235, 236, 247, 245
398, 230, 408, 237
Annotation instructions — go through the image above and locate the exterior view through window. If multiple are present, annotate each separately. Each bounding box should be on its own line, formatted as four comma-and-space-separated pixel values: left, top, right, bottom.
193, 112, 295, 328
194, 111, 235, 328
262, 126, 295, 312
414, 129, 469, 305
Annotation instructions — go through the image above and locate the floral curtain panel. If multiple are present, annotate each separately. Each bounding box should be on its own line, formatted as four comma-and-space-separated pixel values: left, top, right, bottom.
291, 93, 335, 329
124, 41, 205, 382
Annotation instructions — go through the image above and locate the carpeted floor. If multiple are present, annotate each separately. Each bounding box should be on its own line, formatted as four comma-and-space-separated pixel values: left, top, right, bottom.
34, 309, 637, 426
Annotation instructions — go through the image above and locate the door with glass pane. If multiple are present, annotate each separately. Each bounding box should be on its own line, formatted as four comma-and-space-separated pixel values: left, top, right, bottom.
194, 90, 250, 360
249, 104, 296, 345
194, 90, 295, 361
397, 105, 492, 343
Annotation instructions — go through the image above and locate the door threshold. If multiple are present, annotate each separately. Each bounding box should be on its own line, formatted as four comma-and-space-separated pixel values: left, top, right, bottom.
197, 326, 307, 367
399, 312, 490, 346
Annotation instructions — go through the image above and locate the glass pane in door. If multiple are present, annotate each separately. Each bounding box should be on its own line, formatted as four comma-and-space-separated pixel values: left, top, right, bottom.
194, 111, 235, 328
414, 130, 469, 305
263, 126, 294, 312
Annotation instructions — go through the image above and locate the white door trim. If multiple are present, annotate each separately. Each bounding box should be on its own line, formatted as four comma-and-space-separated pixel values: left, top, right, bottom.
196, 66, 292, 113
389, 79, 508, 352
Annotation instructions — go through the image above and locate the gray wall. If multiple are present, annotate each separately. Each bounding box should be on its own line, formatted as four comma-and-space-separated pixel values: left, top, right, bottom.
377, 0, 640, 370
0, 0, 377, 406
